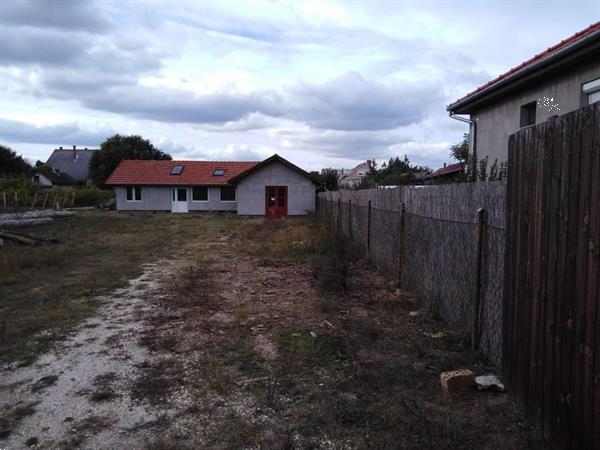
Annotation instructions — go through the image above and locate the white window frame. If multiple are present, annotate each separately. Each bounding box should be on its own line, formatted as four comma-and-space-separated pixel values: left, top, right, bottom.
583, 78, 600, 105
219, 185, 236, 202
126, 186, 142, 202
192, 186, 210, 202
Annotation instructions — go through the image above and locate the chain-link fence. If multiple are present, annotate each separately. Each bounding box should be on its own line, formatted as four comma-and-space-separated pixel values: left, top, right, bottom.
317, 184, 505, 366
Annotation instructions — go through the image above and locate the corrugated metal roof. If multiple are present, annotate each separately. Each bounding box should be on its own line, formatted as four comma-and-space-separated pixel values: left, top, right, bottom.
105, 160, 259, 185
46, 149, 98, 183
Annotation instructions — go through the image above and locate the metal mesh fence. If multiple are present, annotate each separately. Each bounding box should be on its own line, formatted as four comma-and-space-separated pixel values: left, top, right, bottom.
317, 196, 505, 366
369, 207, 401, 276
402, 212, 476, 329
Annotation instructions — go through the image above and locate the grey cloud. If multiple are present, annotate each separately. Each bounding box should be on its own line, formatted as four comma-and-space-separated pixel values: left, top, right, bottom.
285, 128, 411, 160
75, 86, 285, 124
0, 27, 94, 65
286, 72, 444, 131
0, 0, 112, 32
0, 118, 113, 146
30, 71, 440, 132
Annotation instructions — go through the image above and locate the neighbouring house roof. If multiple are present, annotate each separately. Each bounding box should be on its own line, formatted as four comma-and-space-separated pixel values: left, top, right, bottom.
105, 160, 259, 186
46, 148, 98, 183
427, 162, 464, 178
37, 171, 76, 185
227, 154, 317, 184
448, 21, 600, 113
341, 161, 371, 182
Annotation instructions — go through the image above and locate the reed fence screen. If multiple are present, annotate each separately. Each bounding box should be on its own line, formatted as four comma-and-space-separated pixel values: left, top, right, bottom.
318, 182, 506, 365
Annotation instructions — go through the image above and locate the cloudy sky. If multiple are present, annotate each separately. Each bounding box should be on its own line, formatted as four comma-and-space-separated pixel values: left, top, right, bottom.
0, 0, 598, 171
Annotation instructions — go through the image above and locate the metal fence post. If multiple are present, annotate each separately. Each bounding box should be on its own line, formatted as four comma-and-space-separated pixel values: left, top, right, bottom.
397, 202, 406, 285
472, 208, 487, 352
348, 199, 352, 239
367, 200, 372, 256
337, 197, 341, 231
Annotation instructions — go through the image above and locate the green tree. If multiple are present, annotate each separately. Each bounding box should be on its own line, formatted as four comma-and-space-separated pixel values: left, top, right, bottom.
317, 168, 340, 192
356, 156, 429, 189
90, 135, 171, 186
0, 145, 32, 176
450, 133, 469, 163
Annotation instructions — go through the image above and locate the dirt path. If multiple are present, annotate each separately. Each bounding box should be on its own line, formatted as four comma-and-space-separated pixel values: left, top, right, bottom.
0, 258, 187, 449
1, 218, 544, 449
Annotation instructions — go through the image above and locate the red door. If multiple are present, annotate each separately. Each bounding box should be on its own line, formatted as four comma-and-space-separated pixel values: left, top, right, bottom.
265, 186, 287, 218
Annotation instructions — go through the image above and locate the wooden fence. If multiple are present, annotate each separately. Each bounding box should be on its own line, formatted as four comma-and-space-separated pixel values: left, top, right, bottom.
504, 102, 600, 448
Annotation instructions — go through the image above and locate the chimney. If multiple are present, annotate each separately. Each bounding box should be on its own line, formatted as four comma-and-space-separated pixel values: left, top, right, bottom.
443, 163, 447, 168
367, 160, 372, 168
59, 146, 63, 150
72, 145, 77, 160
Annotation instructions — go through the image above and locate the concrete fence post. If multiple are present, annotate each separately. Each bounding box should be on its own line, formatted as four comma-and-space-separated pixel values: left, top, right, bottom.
472, 207, 487, 352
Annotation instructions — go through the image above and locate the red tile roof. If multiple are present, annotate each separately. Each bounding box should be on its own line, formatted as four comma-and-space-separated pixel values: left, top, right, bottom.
430, 162, 464, 178
448, 21, 600, 111
105, 160, 259, 185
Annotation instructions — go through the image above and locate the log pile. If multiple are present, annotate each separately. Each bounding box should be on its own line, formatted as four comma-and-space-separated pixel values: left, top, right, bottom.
0, 209, 73, 227
0, 229, 60, 246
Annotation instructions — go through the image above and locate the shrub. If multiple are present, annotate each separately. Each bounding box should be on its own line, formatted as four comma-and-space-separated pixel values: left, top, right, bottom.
72, 187, 114, 207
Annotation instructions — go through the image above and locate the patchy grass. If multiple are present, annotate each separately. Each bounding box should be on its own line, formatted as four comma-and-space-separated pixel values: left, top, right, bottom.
131, 216, 545, 449
131, 357, 186, 404
0, 210, 240, 364
0, 401, 38, 441
30, 375, 58, 393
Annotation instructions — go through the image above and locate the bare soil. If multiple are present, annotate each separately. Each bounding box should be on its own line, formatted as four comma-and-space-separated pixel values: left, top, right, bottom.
0, 215, 545, 449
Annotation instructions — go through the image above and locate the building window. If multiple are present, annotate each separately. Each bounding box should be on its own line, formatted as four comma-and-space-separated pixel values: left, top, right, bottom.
126, 186, 142, 201
192, 186, 209, 202
220, 186, 236, 202
520, 101, 537, 128
358, 172, 364, 176
583, 78, 600, 105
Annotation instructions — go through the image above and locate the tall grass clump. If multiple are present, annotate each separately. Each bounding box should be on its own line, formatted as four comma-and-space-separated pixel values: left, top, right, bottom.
311, 229, 360, 295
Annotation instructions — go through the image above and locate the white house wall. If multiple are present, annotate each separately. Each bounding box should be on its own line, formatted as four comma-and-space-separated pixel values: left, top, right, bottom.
113, 186, 238, 211
236, 162, 315, 215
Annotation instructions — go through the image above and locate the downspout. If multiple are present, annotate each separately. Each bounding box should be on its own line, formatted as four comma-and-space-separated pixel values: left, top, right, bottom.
449, 111, 477, 181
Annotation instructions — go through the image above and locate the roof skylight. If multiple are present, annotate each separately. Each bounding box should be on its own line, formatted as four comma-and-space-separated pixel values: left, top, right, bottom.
171, 165, 184, 175
213, 168, 225, 176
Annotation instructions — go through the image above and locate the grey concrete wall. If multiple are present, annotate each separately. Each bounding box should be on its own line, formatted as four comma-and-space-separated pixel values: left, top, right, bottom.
114, 186, 238, 211
471, 59, 600, 163
236, 162, 316, 215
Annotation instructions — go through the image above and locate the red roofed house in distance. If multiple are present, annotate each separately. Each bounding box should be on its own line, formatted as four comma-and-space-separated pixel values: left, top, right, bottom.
105, 154, 317, 217
447, 21, 600, 165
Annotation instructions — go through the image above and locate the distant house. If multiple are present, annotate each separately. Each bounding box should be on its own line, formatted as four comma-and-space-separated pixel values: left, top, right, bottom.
36, 145, 98, 186
33, 171, 76, 187
340, 160, 372, 188
105, 154, 316, 217
424, 162, 464, 184
447, 21, 600, 164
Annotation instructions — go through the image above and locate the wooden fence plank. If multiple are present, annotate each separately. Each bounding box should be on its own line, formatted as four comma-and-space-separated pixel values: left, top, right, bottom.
506, 103, 599, 447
